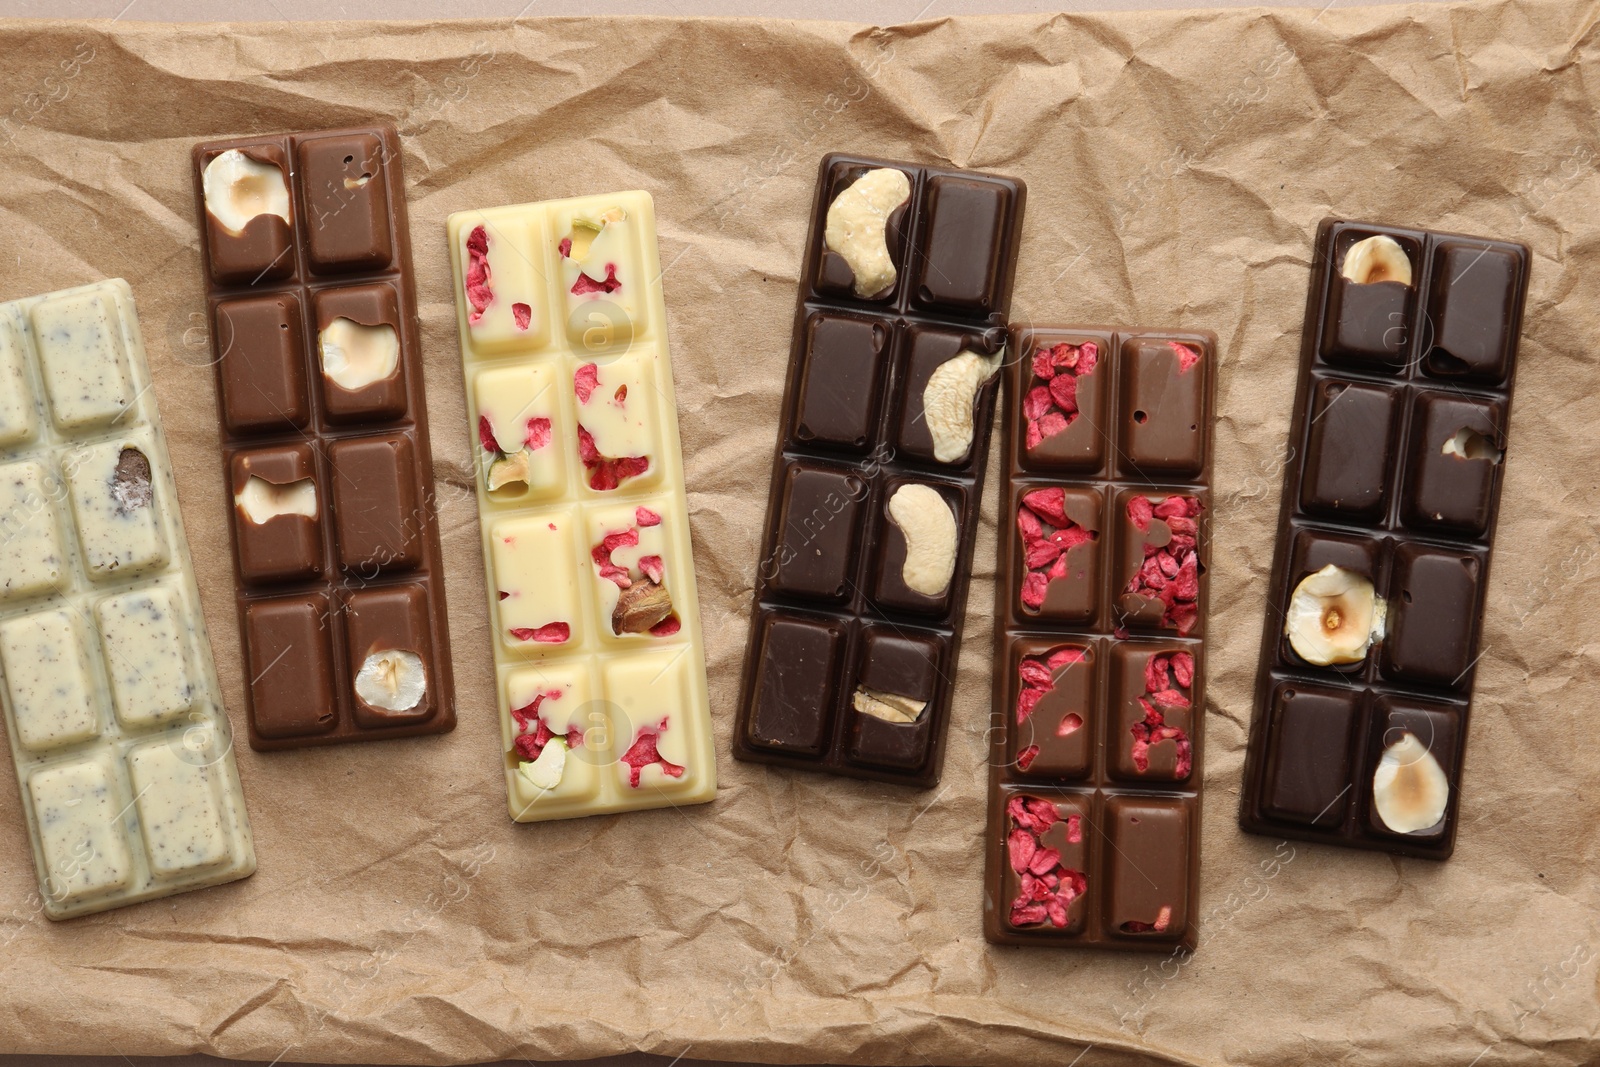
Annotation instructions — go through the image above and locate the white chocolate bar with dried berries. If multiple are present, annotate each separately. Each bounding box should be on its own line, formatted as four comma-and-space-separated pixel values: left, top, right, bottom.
446, 191, 715, 822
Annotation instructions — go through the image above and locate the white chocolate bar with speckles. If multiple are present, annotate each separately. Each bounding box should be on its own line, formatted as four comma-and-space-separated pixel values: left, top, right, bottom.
447, 192, 715, 822
0, 280, 254, 918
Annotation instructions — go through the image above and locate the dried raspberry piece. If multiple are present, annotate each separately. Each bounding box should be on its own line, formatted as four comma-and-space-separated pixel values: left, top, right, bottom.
649, 616, 681, 637
1017, 745, 1039, 771
1153, 495, 1198, 520
1020, 572, 1048, 610
1016, 505, 1044, 545
1006, 796, 1087, 929
1026, 411, 1068, 450
1048, 371, 1079, 414
1144, 654, 1170, 695
571, 264, 621, 295
1171, 651, 1195, 688
1065, 814, 1083, 844
1024, 796, 1058, 830
478, 414, 501, 455
1021, 487, 1070, 528
574, 363, 600, 403
524, 417, 552, 451
1057, 713, 1082, 736
620, 719, 685, 787
1128, 495, 1154, 532
638, 554, 665, 584
1123, 905, 1173, 933
1011, 901, 1049, 926
1022, 385, 1054, 421
558, 237, 572, 258
577, 426, 649, 491
465, 225, 492, 323
509, 622, 570, 644
1018, 659, 1054, 689
1047, 648, 1085, 669
1027, 846, 1061, 877
1016, 684, 1044, 724
1007, 828, 1037, 873
509, 690, 556, 735
635, 507, 662, 527
1031, 349, 1057, 381
1024, 539, 1061, 570
512, 303, 531, 330
592, 528, 641, 587
1170, 341, 1200, 374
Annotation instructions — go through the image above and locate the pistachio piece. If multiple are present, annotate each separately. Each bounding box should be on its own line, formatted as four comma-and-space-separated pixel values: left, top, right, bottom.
613, 578, 672, 634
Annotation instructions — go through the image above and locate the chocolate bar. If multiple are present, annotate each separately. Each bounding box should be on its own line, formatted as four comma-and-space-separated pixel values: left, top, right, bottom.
983, 325, 1216, 951
192, 127, 455, 750
732, 153, 1026, 787
1238, 219, 1529, 858
446, 191, 716, 821
0, 279, 255, 918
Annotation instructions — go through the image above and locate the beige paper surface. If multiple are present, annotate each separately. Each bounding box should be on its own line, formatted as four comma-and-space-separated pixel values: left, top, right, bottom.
0, 4, 1596, 1064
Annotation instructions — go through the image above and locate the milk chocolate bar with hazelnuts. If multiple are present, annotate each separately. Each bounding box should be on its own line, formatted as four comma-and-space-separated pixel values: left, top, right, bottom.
984, 325, 1215, 952
732, 153, 1027, 788
192, 127, 455, 750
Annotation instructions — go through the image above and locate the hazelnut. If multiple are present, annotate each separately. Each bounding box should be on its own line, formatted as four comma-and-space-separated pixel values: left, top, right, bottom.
235, 475, 317, 524
112, 447, 152, 514
518, 737, 568, 791
1441, 427, 1504, 463
320, 317, 399, 391
202, 149, 291, 237
1372, 731, 1449, 833
824, 168, 911, 298
1285, 564, 1387, 666
887, 483, 957, 597
923, 348, 1002, 463
852, 686, 926, 724
354, 649, 426, 713
1340, 235, 1412, 286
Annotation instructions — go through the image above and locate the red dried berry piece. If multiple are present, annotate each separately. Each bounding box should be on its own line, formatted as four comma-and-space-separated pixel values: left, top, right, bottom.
574, 363, 599, 403
558, 237, 572, 258
1128, 495, 1154, 532
1018, 659, 1054, 689
1047, 648, 1085, 670
1170, 341, 1200, 374
1006, 794, 1029, 823
1048, 371, 1079, 414
509, 690, 555, 734
509, 622, 571, 644
512, 303, 531, 330
577, 426, 649, 491
1007, 828, 1038, 873
1171, 651, 1195, 688
1152, 495, 1195, 520
649, 616, 682, 637
1016, 684, 1045, 724
1016, 504, 1044, 545
620, 717, 685, 787
1144, 653, 1170, 695
1074, 342, 1099, 375
1123, 905, 1173, 933
1024, 539, 1061, 570
635, 507, 662, 527
1057, 713, 1083, 736
1021, 487, 1070, 528
465, 225, 493, 323
1066, 814, 1083, 844
1025, 796, 1059, 830
524, 417, 552, 451
571, 264, 622, 295
1028, 847, 1061, 877
638, 554, 665, 584
1020, 572, 1048, 610
1022, 385, 1054, 421
1017, 745, 1039, 771
1031, 348, 1057, 381
478, 414, 501, 455
1011, 901, 1049, 926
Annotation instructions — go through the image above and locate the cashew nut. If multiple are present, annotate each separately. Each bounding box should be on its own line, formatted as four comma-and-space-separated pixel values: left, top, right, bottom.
888, 483, 957, 597
923, 348, 1002, 463
824, 168, 911, 298
852, 687, 926, 724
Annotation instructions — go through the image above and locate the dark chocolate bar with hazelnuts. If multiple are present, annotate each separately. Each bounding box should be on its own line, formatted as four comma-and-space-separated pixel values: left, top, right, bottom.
732, 153, 1026, 788
1238, 219, 1529, 859
191, 126, 455, 751
984, 325, 1216, 952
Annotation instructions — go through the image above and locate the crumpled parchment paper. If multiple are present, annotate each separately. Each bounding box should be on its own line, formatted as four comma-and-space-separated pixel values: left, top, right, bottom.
0, 3, 1596, 1065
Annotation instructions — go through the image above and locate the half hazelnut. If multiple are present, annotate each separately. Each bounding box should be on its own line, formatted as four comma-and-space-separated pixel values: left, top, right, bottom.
1285, 564, 1386, 666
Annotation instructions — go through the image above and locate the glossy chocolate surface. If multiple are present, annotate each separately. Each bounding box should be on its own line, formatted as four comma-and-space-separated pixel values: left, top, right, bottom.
1239, 218, 1529, 858
983, 326, 1215, 952
192, 126, 455, 750
733, 153, 1026, 787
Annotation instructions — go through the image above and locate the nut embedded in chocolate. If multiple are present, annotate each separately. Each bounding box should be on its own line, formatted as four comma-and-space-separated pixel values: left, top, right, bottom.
354, 649, 426, 714
1284, 564, 1385, 666
851, 686, 926, 724
1372, 731, 1449, 833
887, 483, 957, 597
923, 348, 1002, 463
111, 446, 152, 513
612, 578, 672, 634
1340, 234, 1413, 286
203, 149, 291, 236
235, 475, 317, 524
320, 317, 399, 392
823, 168, 911, 298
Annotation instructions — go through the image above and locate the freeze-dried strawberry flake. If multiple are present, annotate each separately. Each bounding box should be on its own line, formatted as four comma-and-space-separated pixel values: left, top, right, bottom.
510, 689, 583, 761
1170, 341, 1200, 374
1129, 653, 1193, 778
1024, 341, 1099, 450
1006, 795, 1087, 929
1014, 645, 1088, 727
571, 264, 622, 295
478, 414, 501, 455
509, 622, 570, 644
512, 303, 532, 330
465, 225, 493, 323
1017, 490, 1096, 612
525, 417, 552, 451
621, 718, 685, 787
635, 507, 662, 527
1122, 495, 1204, 635
574, 363, 600, 403
577, 426, 649, 491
